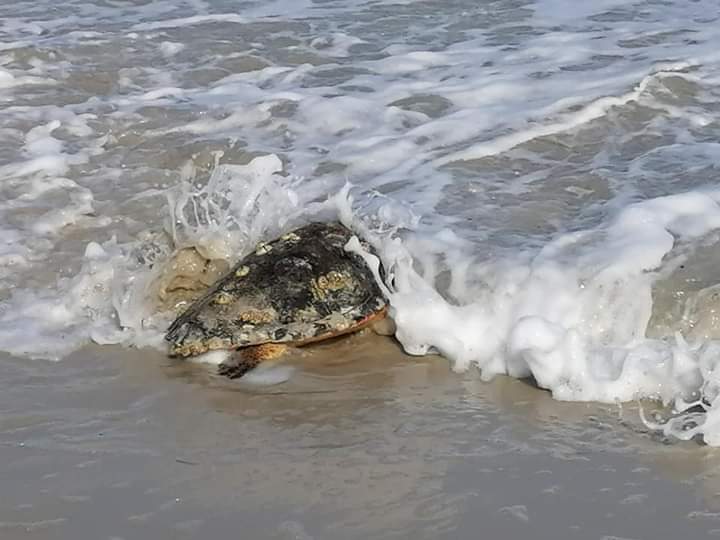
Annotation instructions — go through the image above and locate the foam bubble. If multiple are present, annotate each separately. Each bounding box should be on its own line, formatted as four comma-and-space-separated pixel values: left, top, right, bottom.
370, 191, 720, 438
131, 14, 247, 32
159, 42, 184, 57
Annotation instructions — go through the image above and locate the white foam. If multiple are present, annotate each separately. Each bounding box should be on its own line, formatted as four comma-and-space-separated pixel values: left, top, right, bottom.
0, 241, 118, 359
240, 364, 296, 386
373, 51, 452, 75
165, 154, 300, 260
0, 66, 53, 89
436, 64, 694, 165
141, 87, 185, 101
309, 33, 366, 57
374, 191, 720, 416
131, 14, 247, 31
159, 42, 184, 57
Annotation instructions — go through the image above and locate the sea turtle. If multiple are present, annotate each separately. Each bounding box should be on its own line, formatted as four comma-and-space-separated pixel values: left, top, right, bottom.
165, 221, 389, 378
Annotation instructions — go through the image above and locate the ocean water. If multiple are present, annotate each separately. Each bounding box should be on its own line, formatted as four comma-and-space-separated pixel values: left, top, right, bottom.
2, 0, 720, 444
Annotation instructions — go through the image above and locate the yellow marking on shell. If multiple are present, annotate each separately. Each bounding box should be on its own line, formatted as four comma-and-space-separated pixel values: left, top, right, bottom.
173, 335, 233, 357
295, 306, 320, 320
234, 265, 250, 278
173, 340, 209, 357
206, 336, 232, 350
213, 291, 234, 305
281, 232, 301, 242
327, 311, 350, 331
310, 270, 353, 300
238, 308, 275, 324
255, 242, 272, 256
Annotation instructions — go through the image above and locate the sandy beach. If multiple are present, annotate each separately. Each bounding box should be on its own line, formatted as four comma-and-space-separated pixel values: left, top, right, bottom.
3, 336, 720, 539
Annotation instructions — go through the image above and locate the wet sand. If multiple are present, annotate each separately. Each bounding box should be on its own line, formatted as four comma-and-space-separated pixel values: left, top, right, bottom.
2, 334, 720, 539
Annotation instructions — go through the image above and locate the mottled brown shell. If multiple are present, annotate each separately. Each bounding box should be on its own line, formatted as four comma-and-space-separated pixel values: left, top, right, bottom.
165, 222, 387, 357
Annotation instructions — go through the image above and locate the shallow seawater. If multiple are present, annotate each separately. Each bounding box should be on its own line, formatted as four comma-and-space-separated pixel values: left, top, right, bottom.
3, 0, 720, 535
4, 342, 720, 540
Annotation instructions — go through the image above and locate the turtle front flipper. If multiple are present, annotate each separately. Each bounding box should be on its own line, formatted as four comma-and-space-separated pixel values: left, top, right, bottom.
217, 343, 289, 379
